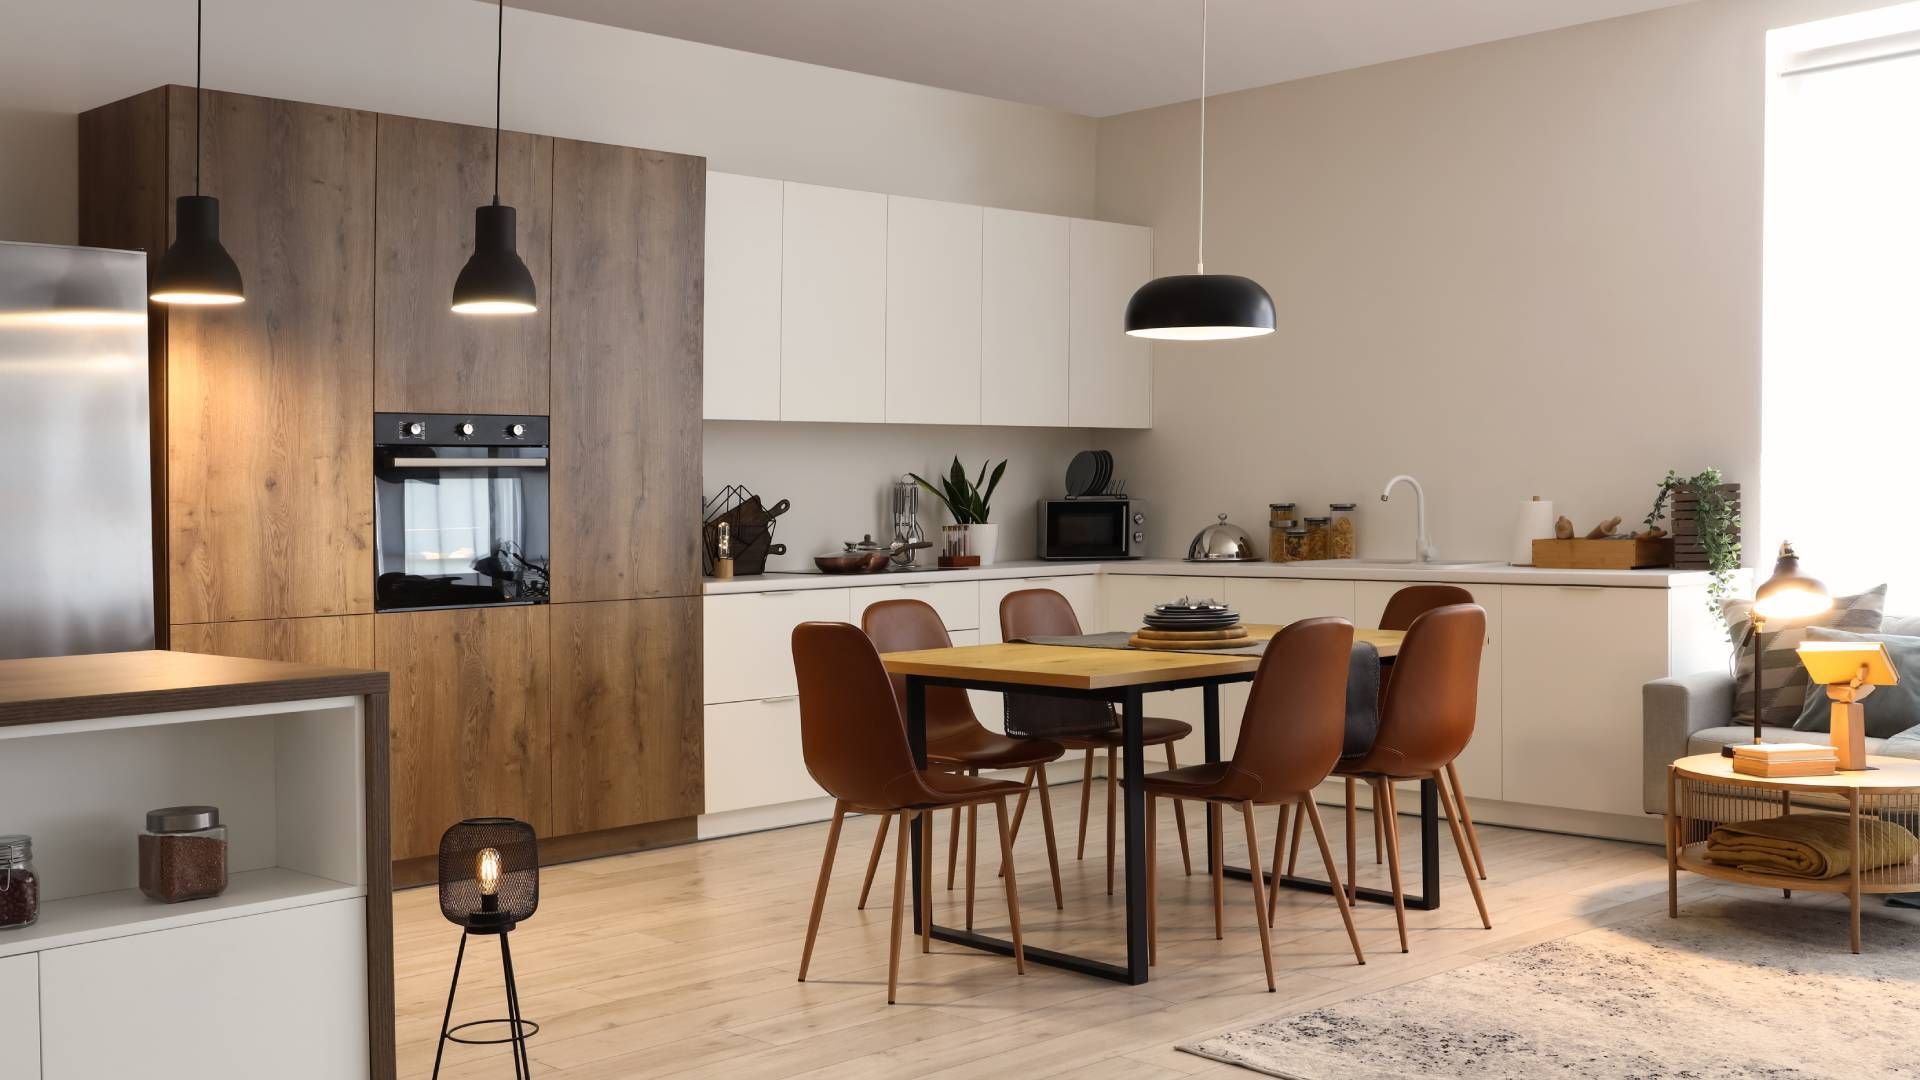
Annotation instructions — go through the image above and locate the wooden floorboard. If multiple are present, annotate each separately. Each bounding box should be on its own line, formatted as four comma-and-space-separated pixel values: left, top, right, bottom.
394, 780, 1723, 1078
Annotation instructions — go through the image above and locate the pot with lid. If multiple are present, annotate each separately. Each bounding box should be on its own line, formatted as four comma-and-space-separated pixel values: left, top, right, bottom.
1185, 513, 1260, 562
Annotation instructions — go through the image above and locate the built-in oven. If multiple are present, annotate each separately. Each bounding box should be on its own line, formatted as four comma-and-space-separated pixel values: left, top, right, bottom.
374, 413, 550, 611
1037, 497, 1145, 560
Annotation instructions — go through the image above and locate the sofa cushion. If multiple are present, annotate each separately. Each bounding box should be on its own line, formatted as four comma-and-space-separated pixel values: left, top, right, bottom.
1723, 585, 1886, 729
1880, 726, 1920, 760
1793, 627, 1920, 739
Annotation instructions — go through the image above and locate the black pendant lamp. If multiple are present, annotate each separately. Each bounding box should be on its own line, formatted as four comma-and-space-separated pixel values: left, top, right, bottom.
1124, 0, 1273, 341
150, 0, 245, 306
452, 0, 537, 316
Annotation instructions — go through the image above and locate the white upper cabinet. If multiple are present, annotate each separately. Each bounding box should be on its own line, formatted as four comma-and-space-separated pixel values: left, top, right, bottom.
981, 208, 1070, 427
1069, 218, 1153, 429
780, 181, 887, 423
885, 196, 982, 425
703, 172, 783, 421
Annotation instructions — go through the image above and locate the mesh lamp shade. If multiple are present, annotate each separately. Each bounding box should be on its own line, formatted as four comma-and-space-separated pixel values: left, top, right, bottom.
437, 817, 538, 931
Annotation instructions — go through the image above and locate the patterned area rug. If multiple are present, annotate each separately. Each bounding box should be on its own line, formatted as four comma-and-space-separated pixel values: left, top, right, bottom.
1181, 897, 1920, 1079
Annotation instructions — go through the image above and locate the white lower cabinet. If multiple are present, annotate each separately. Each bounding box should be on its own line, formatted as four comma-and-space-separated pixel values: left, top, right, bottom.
852, 580, 980, 632
704, 696, 820, 812
1500, 584, 1669, 817
703, 589, 851, 704
979, 574, 1097, 643
39, 899, 368, 1080
0, 953, 36, 1075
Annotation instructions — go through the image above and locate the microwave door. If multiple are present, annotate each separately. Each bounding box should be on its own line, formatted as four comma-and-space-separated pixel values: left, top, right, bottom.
1047, 503, 1126, 559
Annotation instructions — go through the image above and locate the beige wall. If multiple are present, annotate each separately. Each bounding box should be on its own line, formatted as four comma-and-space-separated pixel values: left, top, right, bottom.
1095, 0, 1883, 562
0, 0, 1102, 565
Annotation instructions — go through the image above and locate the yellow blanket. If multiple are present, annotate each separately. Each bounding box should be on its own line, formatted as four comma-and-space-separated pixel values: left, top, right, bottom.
1705, 814, 1917, 879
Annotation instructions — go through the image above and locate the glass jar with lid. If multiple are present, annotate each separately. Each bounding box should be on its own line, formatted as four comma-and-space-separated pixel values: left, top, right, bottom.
0, 835, 38, 930
1328, 503, 1359, 559
1279, 526, 1309, 563
1268, 503, 1298, 530
1302, 516, 1333, 560
140, 805, 229, 904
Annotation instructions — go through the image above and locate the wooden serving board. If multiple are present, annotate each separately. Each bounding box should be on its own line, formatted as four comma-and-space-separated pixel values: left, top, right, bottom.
1134, 626, 1248, 641
1127, 632, 1257, 651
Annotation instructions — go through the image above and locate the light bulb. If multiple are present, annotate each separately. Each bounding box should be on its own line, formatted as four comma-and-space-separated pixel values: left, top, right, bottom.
476, 847, 502, 897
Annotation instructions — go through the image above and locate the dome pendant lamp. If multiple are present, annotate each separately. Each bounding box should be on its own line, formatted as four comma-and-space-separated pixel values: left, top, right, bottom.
452, 0, 537, 315
1124, 0, 1273, 341
150, 0, 245, 306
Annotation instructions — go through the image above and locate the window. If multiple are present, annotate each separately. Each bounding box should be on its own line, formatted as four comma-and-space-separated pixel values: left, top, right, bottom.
1763, 3, 1920, 609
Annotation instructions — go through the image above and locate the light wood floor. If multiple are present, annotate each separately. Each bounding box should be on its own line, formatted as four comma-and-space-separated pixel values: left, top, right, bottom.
393, 780, 1717, 1079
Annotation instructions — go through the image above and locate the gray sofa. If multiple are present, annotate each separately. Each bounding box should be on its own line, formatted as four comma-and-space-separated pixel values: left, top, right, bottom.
1642, 614, 1920, 814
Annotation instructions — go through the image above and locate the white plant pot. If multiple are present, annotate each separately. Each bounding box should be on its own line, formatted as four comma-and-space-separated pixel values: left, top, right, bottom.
971, 523, 999, 566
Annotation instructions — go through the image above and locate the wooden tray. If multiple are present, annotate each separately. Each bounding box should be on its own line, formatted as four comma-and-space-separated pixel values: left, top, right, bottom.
1531, 537, 1674, 570
1133, 626, 1248, 642
1128, 631, 1255, 651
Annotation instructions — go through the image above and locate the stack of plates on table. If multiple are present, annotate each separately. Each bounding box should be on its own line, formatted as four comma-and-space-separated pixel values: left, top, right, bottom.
1133, 598, 1248, 648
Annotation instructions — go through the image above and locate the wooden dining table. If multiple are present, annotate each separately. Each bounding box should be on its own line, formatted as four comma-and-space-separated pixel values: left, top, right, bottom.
880, 623, 1439, 985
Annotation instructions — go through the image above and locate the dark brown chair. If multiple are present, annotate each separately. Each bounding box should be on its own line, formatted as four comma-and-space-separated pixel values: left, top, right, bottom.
1142, 617, 1366, 991
998, 588, 1194, 894
858, 599, 1066, 924
1335, 603, 1491, 952
792, 621, 1027, 1003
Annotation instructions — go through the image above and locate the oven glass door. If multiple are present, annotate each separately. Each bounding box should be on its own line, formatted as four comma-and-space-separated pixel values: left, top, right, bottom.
1045, 502, 1128, 559
375, 447, 550, 610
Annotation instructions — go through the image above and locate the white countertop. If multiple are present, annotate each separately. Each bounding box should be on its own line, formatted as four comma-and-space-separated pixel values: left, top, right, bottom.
703, 557, 1728, 594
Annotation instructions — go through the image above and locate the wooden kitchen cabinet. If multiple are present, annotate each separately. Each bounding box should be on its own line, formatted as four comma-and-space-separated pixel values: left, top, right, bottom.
886, 195, 982, 425
373, 114, 551, 414
549, 598, 703, 833
703, 171, 783, 421
1069, 218, 1153, 429
377, 605, 550, 861
549, 138, 705, 603
982, 208, 1071, 427
170, 614, 374, 669
780, 181, 887, 422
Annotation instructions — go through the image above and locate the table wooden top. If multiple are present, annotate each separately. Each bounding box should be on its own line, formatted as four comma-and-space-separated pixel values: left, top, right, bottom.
880, 624, 1403, 691
0, 649, 389, 727
1673, 753, 1920, 794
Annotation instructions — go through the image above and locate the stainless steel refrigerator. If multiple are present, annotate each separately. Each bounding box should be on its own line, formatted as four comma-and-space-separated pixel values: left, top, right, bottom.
0, 241, 155, 658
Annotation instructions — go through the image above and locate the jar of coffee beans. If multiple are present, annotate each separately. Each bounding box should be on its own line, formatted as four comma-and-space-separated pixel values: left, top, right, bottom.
0, 835, 38, 929
140, 806, 228, 904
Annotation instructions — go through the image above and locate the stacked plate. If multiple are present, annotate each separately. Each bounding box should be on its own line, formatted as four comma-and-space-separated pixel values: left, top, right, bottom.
1142, 597, 1240, 632
1065, 449, 1115, 498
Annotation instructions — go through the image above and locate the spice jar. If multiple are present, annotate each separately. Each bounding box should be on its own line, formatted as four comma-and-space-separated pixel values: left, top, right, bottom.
1328, 503, 1359, 559
1279, 526, 1309, 563
1268, 503, 1298, 530
0, 835, 37, 930
1303, 516, 1333, 560
140, 806, 228, 904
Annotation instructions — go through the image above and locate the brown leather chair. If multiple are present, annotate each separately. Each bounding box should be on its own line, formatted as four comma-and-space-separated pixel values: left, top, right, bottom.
1334, 603, 1491, 952
998, 588, 1195, 894
792, 620, 1028, 1003
859, 599, 1066, 924
1141, 617, 1366, 991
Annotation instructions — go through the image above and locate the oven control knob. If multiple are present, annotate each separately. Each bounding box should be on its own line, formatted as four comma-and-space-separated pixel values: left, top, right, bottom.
403, 421, 425, 438
456, 422, 475, 438
1133, 531, 1145, 543
1132, 513, 1145, 525
507, 423, 527, 439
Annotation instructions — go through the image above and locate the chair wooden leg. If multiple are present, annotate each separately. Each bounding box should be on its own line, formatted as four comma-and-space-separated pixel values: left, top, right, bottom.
1106, 746, 1118, 896
888, 810, 911, 1003
1345, 777, 1358, 902
1376, 779, 1408, 953
1373, 794, 1385, 864
1239, 802, 1276, 991
1076, 750, 1094, 859
857, 812, 890, 911
1446, 762, 1488, 880
800, 800, 847, 981
1301, 795, 1366, 967
1285, 798, 1306, 877
947, 806, 960, 890
992, 796, 1026, 974
1008, 767, 1032, 843
1146, 793, 1159, 966
1165, 742, 1193, 876
1436, 770, 1492, 929
965, 801, 978, 931
1034, 767, 1064, 909
1208, 802, 1225, 940
1268, 801, 1290, 927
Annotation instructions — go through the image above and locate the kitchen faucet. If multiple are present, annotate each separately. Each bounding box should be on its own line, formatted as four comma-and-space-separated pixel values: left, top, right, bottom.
1381, 475, 1439, 563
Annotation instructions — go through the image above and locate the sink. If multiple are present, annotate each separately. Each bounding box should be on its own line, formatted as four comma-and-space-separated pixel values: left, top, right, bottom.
1305, 558, 1505, 569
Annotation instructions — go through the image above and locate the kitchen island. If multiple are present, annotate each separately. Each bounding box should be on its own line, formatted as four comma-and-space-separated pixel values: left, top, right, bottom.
0, 650, 392, 1080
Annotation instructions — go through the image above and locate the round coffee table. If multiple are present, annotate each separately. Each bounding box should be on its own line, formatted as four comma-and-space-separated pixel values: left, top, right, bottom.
1666, 753, 1920, 953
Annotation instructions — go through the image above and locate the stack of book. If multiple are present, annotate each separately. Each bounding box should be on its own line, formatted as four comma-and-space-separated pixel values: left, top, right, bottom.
1731, 742, 1839, 778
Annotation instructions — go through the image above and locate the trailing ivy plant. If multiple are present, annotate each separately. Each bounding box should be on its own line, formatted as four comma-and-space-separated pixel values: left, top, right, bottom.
1644, 467, 1741, 618
910, 457, 1006, 526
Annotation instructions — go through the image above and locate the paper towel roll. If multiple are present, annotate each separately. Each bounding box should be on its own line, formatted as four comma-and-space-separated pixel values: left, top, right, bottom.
1510, 497, 1556, 565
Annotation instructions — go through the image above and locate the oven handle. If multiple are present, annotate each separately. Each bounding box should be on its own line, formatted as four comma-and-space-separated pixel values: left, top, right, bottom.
386, 457, 548, 469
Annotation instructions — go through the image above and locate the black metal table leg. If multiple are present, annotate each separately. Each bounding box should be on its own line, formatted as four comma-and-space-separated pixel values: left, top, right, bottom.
1417, 775, 1440, 909
1120, 687, 1149, 984
1202, 683, 1221, 874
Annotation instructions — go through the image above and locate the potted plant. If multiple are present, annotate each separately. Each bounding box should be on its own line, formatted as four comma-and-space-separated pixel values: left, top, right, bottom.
1644, 467, 1741, 617
910, 457, 1006, 566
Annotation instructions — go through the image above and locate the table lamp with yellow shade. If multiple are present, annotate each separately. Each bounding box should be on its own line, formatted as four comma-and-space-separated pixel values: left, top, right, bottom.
1723, 541, 1832, 756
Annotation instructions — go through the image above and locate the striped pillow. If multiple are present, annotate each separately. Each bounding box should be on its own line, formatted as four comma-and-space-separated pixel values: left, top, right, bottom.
1722, 585, 1886, 728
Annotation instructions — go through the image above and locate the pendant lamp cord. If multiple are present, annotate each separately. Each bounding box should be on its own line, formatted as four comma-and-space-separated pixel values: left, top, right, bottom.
1195, 0, 1207, 274
194, 0, 203, 196
493, 0, 504, 207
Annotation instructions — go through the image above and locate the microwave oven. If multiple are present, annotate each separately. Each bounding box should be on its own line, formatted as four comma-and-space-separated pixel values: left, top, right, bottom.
1037, 498, 1145, 560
